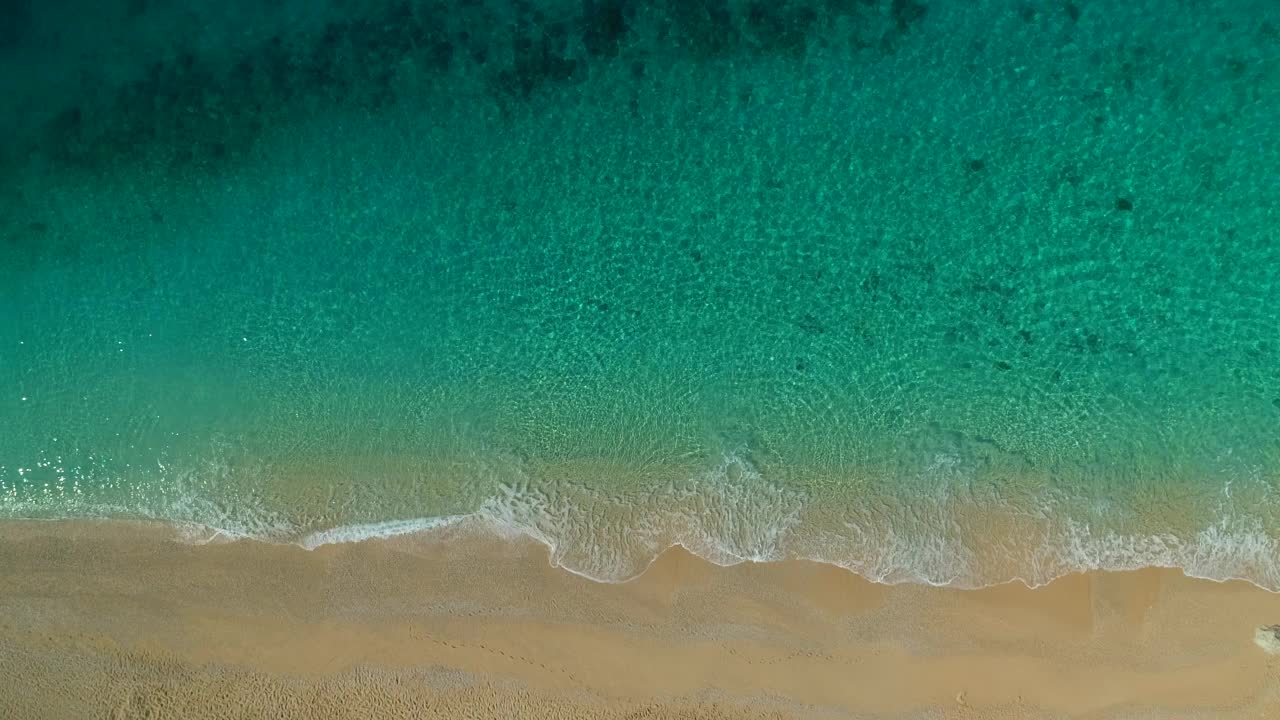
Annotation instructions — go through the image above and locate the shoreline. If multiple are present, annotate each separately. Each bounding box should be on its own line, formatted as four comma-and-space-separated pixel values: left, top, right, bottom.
3, 519, 1280, 718
11, 509, 1280, 593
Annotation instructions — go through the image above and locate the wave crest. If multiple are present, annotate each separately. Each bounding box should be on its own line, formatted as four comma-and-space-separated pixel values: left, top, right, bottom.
6, 450, 1279, 592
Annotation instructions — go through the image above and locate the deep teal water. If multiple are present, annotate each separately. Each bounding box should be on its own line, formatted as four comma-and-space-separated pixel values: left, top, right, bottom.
1, 0, 1278, 586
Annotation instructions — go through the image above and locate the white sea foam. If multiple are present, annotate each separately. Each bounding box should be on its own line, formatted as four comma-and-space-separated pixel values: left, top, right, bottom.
5, 457, 1279, 593
450, 450, 808, 582
8, 498, 1280, 592
297, 514, 471, 549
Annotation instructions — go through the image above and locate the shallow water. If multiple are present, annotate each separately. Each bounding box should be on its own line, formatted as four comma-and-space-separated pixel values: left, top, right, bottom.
2, 0, 1279, 587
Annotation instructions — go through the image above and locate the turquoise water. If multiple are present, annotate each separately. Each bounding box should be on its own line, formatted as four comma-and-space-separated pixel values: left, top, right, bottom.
2, 0, 1279, 587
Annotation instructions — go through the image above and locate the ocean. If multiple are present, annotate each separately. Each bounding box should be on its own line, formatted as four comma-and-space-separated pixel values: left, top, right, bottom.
1, 0, 1278, 588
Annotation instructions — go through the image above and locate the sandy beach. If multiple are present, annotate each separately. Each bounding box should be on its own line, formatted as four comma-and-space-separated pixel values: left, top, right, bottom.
0, 520, 1276, 719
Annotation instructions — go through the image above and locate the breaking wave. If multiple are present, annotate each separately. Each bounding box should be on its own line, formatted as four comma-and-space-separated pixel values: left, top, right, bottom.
5, 450, 1279, 592
212, 454, 1280, 592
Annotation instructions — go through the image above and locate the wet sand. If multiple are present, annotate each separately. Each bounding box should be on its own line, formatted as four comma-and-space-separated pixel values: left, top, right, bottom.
1, 519, 1278, 719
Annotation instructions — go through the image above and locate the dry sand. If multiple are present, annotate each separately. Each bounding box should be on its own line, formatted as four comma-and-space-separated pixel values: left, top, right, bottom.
1, 519, 1279, 719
